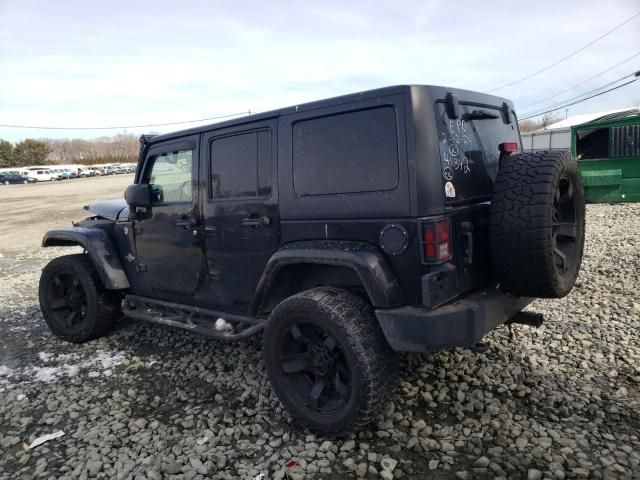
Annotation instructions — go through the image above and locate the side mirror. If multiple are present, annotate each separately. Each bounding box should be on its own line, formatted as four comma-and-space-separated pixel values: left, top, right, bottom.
124, 184, 151, 208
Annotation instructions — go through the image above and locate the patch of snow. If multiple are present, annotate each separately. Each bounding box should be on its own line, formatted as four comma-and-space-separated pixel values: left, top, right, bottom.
4, 350, 127, 384
38, 352, 54, 362
32, 367, 62, 382
214, 317, 234, 333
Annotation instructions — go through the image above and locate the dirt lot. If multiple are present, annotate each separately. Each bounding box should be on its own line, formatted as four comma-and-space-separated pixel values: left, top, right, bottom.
0, 180, 639, 479
0, 175, 133, 254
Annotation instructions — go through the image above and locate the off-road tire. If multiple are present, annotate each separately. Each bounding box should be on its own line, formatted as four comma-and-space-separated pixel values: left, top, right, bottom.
489, 150, 585, 298
263, 287, 398, 437
39, 254, 122, 343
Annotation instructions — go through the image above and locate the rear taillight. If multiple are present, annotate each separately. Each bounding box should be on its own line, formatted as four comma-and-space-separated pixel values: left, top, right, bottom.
422, 219, 452, 263
499, 142, 518, 153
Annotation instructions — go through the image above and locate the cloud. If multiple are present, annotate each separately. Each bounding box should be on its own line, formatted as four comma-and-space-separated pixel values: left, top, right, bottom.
0, 0, 639, 141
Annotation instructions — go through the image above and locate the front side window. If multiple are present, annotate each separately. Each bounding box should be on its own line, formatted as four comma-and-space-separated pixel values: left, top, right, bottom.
144, 149, 193, 203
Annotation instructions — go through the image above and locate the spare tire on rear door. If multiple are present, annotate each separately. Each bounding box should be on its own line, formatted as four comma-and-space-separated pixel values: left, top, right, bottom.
489, 150, 585, 298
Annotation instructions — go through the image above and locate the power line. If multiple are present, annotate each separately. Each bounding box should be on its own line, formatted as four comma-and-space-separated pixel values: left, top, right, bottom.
521, 71, 638, 117
519, 77, 638, 120
487, 11, 640, 93
0, 111, 252, 130
519, 52, 640, 110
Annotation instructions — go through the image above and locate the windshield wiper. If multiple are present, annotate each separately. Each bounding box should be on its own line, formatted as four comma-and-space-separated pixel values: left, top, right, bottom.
463, 109, 500, 120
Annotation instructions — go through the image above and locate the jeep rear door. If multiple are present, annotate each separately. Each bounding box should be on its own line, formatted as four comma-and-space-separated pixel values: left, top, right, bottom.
200, 119, 279, 311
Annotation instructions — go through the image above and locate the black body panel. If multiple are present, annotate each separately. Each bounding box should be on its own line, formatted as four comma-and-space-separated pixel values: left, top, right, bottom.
42, 227, 130, 290
253, 240, 405, 313
131, 134, 203, 297
376, 285, 532, 352
84, 199, 128, 221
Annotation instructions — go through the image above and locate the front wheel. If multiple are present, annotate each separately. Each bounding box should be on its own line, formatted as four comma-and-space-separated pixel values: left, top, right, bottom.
263, 287, 398, 436
39, 254, 123, 343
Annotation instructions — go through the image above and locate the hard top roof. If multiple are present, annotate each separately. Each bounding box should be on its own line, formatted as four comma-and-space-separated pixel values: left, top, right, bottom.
147, 84, 512, 144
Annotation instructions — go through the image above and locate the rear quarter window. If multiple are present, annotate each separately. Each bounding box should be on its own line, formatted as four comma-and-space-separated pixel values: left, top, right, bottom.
292, 107, 399, 196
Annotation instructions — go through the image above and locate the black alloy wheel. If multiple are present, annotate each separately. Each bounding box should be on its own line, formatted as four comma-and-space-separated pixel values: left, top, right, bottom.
263, 287, 398, 436
39, 254, 122, 343
45, 272, 88, 332
552, 174, 578, 275
277, 322, 352, 414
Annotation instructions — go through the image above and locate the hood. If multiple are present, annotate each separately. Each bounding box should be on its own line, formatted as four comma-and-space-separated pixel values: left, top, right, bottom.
84, 199, 129, 221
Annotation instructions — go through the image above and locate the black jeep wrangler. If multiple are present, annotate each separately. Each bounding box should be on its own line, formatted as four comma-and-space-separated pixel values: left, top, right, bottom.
39, 85, 585, 436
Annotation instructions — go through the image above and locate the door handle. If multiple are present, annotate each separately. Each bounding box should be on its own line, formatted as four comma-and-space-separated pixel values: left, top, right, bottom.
241, 216, 271, 227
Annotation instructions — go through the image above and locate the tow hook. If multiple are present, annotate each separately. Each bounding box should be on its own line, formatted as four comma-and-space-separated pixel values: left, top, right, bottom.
506, 311, 544, 342
506, 311, 544, 328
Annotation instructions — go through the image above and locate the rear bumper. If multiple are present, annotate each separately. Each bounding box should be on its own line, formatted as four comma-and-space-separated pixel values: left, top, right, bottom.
375, 284, 533, 352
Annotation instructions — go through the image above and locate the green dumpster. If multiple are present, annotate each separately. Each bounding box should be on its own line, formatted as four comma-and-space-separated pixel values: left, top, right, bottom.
572, 114, 640, 203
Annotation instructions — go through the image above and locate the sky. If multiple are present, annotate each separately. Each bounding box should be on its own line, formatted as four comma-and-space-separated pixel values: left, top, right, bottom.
0, 0, 639, 142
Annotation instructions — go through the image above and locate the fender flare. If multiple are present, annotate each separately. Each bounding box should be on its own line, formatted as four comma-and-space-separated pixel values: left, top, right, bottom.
42, 227, 130, 290
253, 240, 404, 313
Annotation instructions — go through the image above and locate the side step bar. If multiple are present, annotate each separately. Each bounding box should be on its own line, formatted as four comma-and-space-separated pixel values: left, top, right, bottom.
122, 294, 265, 342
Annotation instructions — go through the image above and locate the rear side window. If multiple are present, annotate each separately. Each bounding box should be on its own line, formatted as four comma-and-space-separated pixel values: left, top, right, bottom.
210, 130, 272, 199
292, 107, 399, 196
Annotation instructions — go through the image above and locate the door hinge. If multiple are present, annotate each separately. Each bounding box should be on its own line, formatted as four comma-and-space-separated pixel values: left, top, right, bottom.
208, 270, 221, 281
136, 263, 147, 272
133, 222, 143, 234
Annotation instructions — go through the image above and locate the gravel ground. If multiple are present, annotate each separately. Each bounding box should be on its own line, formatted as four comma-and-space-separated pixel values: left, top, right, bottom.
0, 203, 639, 480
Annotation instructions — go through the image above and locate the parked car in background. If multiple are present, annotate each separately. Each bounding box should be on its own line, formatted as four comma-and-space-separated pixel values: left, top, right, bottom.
49, 168, 70, 180
26, 169, 55, 182
0, 173, 37, 185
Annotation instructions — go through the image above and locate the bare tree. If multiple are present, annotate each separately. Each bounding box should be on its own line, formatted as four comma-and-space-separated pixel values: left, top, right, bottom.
43, 134, 139, 165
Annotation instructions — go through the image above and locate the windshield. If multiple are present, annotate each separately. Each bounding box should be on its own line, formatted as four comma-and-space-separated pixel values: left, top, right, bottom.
435, 102, 519, 203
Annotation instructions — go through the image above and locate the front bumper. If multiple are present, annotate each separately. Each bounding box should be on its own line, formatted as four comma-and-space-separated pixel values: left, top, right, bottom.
375, 284, 532, 352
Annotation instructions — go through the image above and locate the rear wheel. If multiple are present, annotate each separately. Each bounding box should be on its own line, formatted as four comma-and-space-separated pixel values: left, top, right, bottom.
39, 254, 122, 342
263, 287, 398, 436
489, 150, 585, 298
